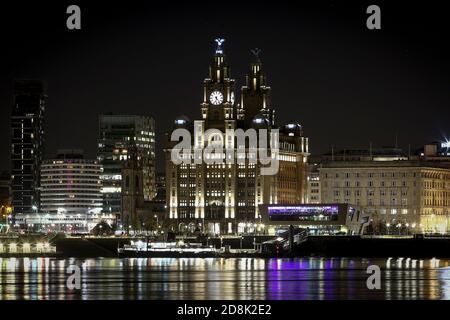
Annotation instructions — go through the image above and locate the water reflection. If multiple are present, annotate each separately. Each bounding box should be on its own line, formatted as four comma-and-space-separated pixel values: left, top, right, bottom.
0, 257, 449, 300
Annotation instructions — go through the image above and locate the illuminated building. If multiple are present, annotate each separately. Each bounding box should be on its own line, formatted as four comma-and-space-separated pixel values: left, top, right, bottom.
97, 114, 156, 220
10, 80, 45, 216
318, 147, 450, 234
0, 171, 12, 231
165, 39, 309, 235
417, 142, 450, 161
40, 150, 103, 218
306, 159, 321, 204
0, 171, 11, 208
14, 212, 116, 233
259, 203, 370, 235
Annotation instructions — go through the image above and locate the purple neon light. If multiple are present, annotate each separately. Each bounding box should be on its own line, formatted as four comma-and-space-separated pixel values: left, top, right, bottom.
267, 205, 339, 216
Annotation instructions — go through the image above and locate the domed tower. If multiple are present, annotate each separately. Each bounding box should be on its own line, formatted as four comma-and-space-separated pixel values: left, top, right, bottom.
281, 122, 303, 137
173, 115, 191, 129
251, 113, 271, 129
240, 49, 275, 128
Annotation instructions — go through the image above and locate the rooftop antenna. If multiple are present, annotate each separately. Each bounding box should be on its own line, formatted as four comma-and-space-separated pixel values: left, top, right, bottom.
331, 145, 334, 161
369, 141, 373, 158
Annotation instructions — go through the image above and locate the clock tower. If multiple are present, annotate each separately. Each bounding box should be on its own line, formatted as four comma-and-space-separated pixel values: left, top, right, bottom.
165, 39, 309, 235
200, 38, 236, 131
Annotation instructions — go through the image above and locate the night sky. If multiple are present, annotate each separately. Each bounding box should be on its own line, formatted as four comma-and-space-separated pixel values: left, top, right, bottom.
1, 0, 449, 171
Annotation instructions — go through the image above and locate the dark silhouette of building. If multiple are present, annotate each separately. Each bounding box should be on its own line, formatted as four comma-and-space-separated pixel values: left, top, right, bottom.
121, 143, 145, 230
10, 80, 46, 216
121, 145, 167, 233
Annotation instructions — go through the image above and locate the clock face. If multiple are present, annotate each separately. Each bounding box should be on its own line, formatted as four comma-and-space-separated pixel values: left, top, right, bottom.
230, 92, 235, 105
210, 91, 223, 105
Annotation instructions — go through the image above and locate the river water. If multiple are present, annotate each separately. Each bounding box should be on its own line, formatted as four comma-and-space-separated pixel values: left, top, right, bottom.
0, 257, 449, 300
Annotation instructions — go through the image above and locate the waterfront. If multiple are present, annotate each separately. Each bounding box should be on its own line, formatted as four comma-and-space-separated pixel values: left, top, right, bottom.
0, 257, 449, 300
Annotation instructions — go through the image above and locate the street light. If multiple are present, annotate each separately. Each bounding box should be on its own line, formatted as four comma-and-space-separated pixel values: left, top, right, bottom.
397, 223, 402, 235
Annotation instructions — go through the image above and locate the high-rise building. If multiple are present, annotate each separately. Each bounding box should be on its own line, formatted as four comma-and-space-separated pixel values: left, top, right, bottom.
165, 40, 309, 235
40, 150, 103, 217
0, 171, 11, 208
0, 171, 12, 231
10, 80, 45, 216
97, 114, 156, 220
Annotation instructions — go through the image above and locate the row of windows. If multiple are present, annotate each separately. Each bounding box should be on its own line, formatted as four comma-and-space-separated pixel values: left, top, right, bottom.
324, 171, 450, 181
42, 182, 101, 187
334, 198, 408, 206
41, 194, 102, 198
327, 180, 413, 188
333, 189, 410, 197
42, 166, 100, 170
324, 172, 417, 179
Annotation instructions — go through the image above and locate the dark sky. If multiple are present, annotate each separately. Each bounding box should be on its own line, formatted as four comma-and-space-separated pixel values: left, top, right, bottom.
1, 0, 449, 171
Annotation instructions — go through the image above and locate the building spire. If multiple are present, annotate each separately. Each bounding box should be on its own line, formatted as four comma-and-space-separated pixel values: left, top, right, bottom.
211, 38, 229, 83
251, 48, 261, 62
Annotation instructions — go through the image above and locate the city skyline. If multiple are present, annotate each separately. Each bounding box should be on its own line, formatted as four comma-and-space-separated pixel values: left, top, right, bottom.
1, 1, 450, 172
2, 1, 450, 307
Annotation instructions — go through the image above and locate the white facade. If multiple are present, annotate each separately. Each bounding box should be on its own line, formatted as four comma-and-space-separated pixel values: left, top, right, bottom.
306, 163, 321, 204
40, 159, 103, 216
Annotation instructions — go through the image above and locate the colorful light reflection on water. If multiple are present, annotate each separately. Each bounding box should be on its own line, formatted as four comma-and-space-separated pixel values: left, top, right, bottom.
0, 257, 449, 300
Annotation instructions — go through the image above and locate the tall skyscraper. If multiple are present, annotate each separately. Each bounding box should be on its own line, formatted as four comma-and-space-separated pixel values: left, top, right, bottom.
165, 40, 309, 235
10, 80, 46, 216
97, 114, 156, 221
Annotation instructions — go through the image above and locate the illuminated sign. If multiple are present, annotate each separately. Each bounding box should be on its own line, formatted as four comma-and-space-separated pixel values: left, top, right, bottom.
268, 205, 339, 216
266, 205, 341, 222
441, 141, 450, 149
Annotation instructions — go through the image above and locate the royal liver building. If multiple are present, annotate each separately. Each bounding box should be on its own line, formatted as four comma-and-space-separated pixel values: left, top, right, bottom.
165, 39, 309, 235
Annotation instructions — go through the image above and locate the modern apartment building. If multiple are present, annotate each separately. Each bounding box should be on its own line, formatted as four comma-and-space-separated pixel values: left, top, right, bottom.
40, 150, 103, 216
